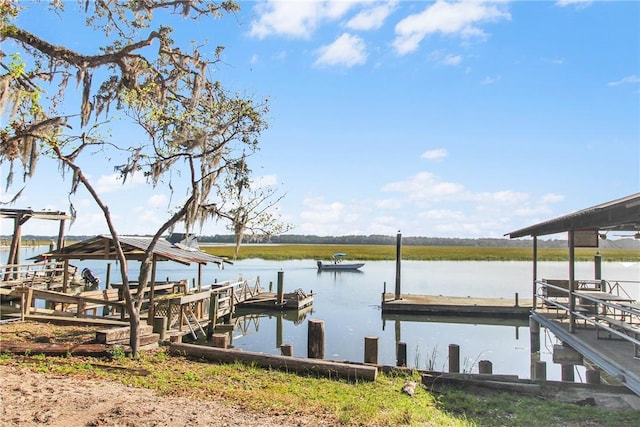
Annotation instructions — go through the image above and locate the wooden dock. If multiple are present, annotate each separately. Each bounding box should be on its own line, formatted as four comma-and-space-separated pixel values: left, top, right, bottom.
381, 293, 533, 318
238, 289, 314, 310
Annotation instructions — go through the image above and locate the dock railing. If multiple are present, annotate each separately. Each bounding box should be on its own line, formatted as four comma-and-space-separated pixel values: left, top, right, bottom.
535, 278, 640, 357
1, 262, 79, 290
153, 277, 263, 335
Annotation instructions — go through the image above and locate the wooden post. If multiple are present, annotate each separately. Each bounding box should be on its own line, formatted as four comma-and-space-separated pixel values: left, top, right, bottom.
514, 292, 519, 307
530, 315, 540, 353
308, 319, 325, 359
448, 344, 460, 373
396, 341, 407, 367
153, 316, 167, 341
586, 369, 601, 385
281, 344, 293, 356
478, 360, 493, 374
394, 231, 401, 300
148, 254, 157, 325
532, 236, 538, 309
62, 259, 69, 292
20, 289, 25, 321
212, 333, 228, 349
277, 271, 284, 305
568, 230, 576, 333
105, 263, 111, 289
594, 252, 605, 291
364, 336, 379, 365
382, 282, 386, 304
7, 214, 22, 274
561, 364, 575, 382
207, 293, 219, 340
534, 361, 547, 381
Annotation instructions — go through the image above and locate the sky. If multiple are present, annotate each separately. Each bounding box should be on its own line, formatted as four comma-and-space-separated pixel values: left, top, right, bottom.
1, 0, 639, 240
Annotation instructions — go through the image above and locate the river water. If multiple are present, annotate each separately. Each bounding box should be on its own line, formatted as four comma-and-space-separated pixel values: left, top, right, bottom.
6, 246, 640, 381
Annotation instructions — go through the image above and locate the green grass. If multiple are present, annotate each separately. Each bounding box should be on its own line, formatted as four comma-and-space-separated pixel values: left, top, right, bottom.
202, 244, 640, 262
2, 351, 637, 426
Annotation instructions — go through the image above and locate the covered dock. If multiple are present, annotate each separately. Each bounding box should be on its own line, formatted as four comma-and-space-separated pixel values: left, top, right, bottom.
506, 193, 640, 395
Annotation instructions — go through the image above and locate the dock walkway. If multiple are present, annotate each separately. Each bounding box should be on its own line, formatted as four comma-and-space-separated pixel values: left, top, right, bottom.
382, 293, 532, 318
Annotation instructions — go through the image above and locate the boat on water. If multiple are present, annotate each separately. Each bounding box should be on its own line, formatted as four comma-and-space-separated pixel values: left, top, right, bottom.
316, 253, 364, 271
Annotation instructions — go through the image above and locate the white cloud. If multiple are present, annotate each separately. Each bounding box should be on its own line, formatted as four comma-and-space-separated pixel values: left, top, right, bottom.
299, 197, 345, 224
607, 75, 640, 87
346, 1, 396, 31
443, 54, 462, 65
481, 74, 501, 85
429, 50, 463, 66
296, 196, 370, 235
314, 33, 367, 68
556, 0, 592, 8
249, 0, 358, 39
540, 193, 564, 204
393, 1, 511, 55
249, 1, 322, 39
95, 173, 146, 193
148, 194, 168, 208
421, 148, 448, 160
382, 171, 465, 200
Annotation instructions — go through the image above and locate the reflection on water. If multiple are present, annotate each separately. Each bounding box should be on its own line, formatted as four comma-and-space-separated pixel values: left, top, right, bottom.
4, 246, 639, 381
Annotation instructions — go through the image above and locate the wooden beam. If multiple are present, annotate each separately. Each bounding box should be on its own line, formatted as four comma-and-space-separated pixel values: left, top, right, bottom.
169, 342, 378, 382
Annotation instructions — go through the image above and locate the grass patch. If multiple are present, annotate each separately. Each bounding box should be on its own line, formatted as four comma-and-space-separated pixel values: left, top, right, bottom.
1, 348, 638, 426
202, 244, 639, 262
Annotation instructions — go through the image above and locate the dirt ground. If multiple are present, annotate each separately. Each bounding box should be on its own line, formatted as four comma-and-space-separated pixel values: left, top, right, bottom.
0, 363, 329, 427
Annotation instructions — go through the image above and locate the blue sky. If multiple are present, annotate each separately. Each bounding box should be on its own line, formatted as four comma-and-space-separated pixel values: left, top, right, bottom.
1, 0, 639, 239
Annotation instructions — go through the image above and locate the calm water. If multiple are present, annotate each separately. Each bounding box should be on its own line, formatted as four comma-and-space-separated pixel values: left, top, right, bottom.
7, 246, 640, 381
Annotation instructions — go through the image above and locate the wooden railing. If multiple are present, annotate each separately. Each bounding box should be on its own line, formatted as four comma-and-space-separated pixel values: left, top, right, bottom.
152, 277, 263, 336
535, 278, 640, 358
2, 286, 124, 320
1, 262, 79, 290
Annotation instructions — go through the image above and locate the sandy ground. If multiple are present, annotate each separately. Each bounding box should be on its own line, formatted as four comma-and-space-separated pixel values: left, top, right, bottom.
0, 364, 329, 427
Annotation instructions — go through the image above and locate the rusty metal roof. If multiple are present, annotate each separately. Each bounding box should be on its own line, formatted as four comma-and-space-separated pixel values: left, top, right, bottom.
30, 235, 231, 266
506, 193, 640, 239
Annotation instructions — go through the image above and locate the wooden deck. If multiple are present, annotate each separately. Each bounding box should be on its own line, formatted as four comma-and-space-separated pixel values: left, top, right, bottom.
381, 293, 533, 318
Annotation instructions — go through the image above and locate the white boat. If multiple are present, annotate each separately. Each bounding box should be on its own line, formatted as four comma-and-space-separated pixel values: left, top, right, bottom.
316, 253, 364, 271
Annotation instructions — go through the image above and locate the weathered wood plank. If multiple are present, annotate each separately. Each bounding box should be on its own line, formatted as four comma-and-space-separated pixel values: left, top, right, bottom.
169, 342, 378, 382
96, 324, 154, 344
0, 342, 113, 357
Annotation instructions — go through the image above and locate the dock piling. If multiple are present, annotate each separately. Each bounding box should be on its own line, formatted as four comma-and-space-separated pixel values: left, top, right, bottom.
364, 336, 379, 365
281, 344, 293, 356
277, 271, 284, 306
478, 360, 493, 374
153, 316, 167, 341
586, 369, 601, 385
308, 319, 325, 359
561, 364, 575, 382
396, 341, 407, 367
212, 333, 228, 349
534, 361, 547, 381
448, 344, 460, 373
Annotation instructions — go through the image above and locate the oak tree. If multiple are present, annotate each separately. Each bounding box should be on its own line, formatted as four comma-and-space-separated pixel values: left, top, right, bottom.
1, 0, 284, 355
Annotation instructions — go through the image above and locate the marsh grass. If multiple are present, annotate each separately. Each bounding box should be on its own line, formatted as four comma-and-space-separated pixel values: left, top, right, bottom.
202, 244, 639, 262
